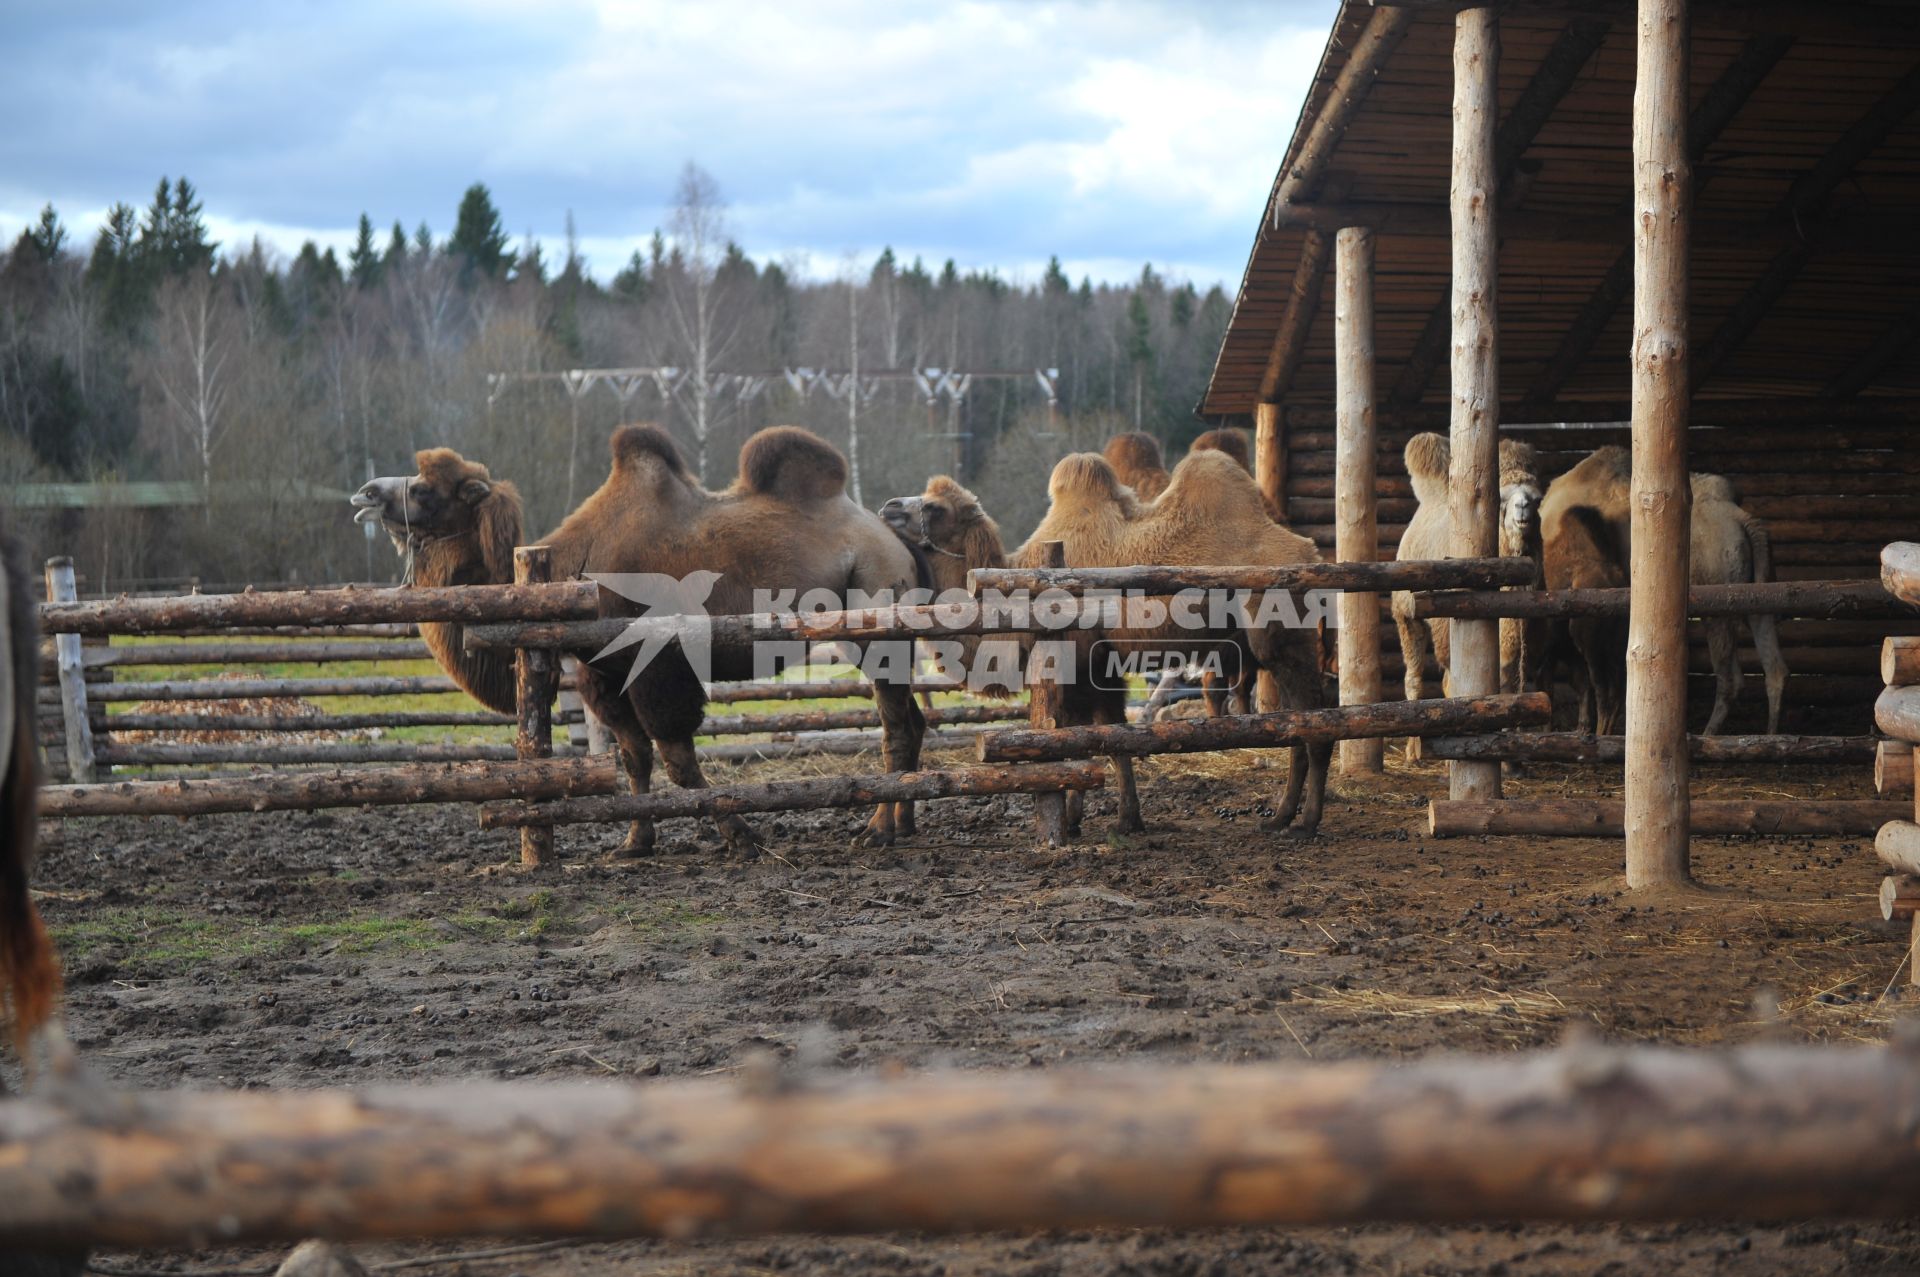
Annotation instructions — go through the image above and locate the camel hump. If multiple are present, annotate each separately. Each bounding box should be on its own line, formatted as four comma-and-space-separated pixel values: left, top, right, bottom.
1190, 427, 1253, 472
1049, 453, 1132, 507
1692, 471, 1739, 505
1104, 431, 1166, 475
1404, 432, 1450, 505
609, 424, 692, 479
1563, 504, 1626, 568
738, 426, 847, 502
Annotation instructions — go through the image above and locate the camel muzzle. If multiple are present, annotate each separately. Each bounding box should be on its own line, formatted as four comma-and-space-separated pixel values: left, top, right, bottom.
351, 477, 407, 525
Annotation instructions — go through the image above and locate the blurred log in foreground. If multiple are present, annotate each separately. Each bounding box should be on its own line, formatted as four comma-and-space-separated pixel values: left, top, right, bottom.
4, 1044, 1920, 1249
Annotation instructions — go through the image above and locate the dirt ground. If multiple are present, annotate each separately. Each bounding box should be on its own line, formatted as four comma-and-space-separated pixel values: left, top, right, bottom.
29, 747, 1920, 1276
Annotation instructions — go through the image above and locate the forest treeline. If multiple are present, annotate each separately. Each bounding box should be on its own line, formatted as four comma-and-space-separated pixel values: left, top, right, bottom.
0, 165, 1231, 591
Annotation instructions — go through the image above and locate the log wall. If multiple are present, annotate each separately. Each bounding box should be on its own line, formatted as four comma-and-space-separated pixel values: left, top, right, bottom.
1281, 418, 1920, 729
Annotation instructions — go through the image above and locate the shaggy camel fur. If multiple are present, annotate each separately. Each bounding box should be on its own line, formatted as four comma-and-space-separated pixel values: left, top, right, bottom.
878, 474, 1024, 698
1391, 433, 1544, 758
1539, 445, 1632, 734
353, 425, 927, 853
1540, 447, 1788, 734
1692, 473, 1788, 734
1102, 432, 1172, 502
888, 450, 1332, 836
0, 524, 59, 1047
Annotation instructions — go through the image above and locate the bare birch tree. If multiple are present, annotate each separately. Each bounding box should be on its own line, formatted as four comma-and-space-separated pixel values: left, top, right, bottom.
147, 272, 233, 500
662, 163, 744, 482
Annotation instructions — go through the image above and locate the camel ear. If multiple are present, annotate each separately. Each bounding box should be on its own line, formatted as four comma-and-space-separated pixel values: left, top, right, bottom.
456, 477, 492, 506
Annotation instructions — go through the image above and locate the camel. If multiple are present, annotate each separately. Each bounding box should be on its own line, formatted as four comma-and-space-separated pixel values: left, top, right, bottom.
1692, 473, 1788, 734
1540, 446, 1788, 734
1190, 426, 1253, 471
885, 449, 1333, 836
0, 523, 85, 1277
352, 424, 928, 854
1102, 432, 1172, 502
0, 524, 59, 1048
1391, 433, 1544, 758
877, 474, 1025, 699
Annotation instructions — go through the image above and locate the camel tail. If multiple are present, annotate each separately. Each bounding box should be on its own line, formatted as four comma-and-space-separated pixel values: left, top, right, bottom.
1743, 511, 1773, 585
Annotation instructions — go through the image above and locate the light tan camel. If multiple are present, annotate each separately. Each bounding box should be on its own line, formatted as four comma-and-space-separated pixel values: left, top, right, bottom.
1692, 473, 1788, 734
1391, 433, 1544, 758
1538, 444, 1633, 734
353, 424, 927, 854
886, 450, 1333, 836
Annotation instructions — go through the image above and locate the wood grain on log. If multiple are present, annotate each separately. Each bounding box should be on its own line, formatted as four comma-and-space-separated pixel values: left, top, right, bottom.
1875, 821, 1920, 878
1883, 543, 1920, 608
6, 1044, 1920, 1247
1027, 542, 1071, 846
1881, 874, 1920, 922
78, 641, 429, 668
1883, 636, 1920, 687
1878, 740, 1914, 795
39, 581, 599, 637
476, 761, 1108, 831
1875, 686, 1920, 744
980, 692, 1549, 763
41, 756, 623, 819
513, 547, 558, 867
43, 559, 97, 783
1430, 799, 1901, 838
1415, 581, 1915, 621
1421, 734, 1873, 764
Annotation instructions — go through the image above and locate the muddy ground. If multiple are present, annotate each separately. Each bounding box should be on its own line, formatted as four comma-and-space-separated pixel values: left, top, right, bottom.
29, 748, 1920, 1276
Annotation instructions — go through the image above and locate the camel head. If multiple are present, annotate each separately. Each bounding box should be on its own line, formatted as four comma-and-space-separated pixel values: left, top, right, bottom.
1101, 432, 1170, 500
351, 448, 524, 585
1496, 439, 1543, 548
880, 475, 1005, 589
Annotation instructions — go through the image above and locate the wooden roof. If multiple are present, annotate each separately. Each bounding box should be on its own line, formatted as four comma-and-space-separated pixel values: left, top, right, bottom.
1201, 0, 1920, 419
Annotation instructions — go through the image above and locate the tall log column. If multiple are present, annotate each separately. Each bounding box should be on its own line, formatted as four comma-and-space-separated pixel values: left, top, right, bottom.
1334, 227, 1382, 774
1027, 540, 1071, 846
1446, 7, 1501, 801
1254, 401, 1286, 522
1625, 0, 1693, 888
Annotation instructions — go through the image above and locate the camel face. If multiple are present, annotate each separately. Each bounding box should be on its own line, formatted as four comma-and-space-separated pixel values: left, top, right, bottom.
1500, 478, 1542, 543
351, 466, 491, 548
878, 494, 957, 552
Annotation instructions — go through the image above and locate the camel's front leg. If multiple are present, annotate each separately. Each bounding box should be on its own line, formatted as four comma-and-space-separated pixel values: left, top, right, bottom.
858, 680, 926, 848
1089, 692, 1142, 833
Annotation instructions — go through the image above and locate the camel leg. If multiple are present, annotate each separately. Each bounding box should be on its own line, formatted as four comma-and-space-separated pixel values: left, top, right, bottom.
1751, 612, 1788, 735
653, 734, 761, 857
575, 662, 657, 856
858, 681, 925, 848
1395, 612, 1431, 761
1703, 617, 1739, 736
1201, 668, 1229, 718
1257, 653, 1328, 837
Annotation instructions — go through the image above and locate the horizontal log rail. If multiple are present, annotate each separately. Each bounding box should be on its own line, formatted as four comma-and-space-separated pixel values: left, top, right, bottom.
979, 693, 1549, 763
40, 755, 622, 818
466, 603, 1053, 652
53, 675, 472, 703
1429, 799, 1903, 838
38, 581, 600, 636
96, 703, 1018, 738
1413, 580, 1917, 621
99, 742, 521, 767
476, 761, 1108, 830
967, 556, 1535, 597
5, 1043, 1920, 1247
1420, 733, 1874, 764
68, 639, 431, 668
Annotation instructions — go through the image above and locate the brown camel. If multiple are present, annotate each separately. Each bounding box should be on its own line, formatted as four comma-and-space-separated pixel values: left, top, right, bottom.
885, 449, 1332, 836
353, 424, 928, 853
0, 523, 59, 1046
1102, 432, 1172, 502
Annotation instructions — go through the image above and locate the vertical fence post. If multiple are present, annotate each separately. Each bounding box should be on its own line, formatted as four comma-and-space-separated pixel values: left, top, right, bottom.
43, 557, 96, 784
1446, 5, 1502, 802
514, 546, 557, 868
1334, 226, 1383, 775
1625, 0, 1693, 888
1254, 401, 1287, 523
1028, 540, 1070, 846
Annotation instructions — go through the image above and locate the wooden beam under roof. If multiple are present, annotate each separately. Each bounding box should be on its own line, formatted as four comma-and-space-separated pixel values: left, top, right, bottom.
1520, 33, 1792, 412
1694, 62, 1920, 391
1825, 297, 1920, 398
1270, 201, 1920, 249
1388, 15, 1611, 408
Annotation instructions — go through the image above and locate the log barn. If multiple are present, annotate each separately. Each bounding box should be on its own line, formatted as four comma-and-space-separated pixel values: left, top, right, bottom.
1202, 0, 1920, 740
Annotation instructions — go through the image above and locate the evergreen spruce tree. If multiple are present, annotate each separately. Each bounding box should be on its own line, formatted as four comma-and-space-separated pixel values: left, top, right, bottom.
348, 213, 382, 288
448, 182, 510, 280
383, 220, 409, 272
23, 204, 66, 263
612, 249, 650, 301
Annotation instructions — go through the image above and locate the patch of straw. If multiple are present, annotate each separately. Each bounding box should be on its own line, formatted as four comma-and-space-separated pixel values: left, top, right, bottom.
1296, 985, 1564, 1020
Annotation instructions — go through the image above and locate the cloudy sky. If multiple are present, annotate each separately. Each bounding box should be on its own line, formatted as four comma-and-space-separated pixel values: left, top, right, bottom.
2, 0, 1336, 288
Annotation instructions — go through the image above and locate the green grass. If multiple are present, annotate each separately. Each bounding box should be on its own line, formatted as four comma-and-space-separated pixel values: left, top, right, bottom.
53, 905, 438, 972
